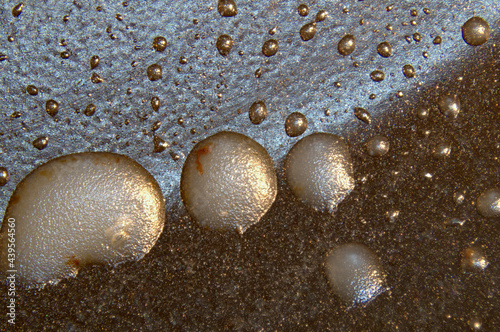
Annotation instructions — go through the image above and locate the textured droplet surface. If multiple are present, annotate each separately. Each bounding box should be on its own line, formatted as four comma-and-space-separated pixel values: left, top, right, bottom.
0, 152, 165, 288
84, 104, 96, 117
216, 34, 234, 56
338, 34, 356, 56
462, 17, 490, 46
248, 101, 267, 125
370, 70, 385, 82
45, 100, 59, 117
437, 94, 461, 118
147, 63, 162, 81
300, 22, 317, 41
181, 131, 277, 234
285, 112, 308, 137
377, 41, 393, 57
460, 247, 489, 272
354, 107, 371, 124
284, 133, 355, 214
366, 135, 390, 156
476, 188, 500, 218
262, 39, 279, 57
297, 4, 309, 17
325, 243, 387, 305
402, 64, 415, 78
152, 36, 167, 52
218, 0, 237, 17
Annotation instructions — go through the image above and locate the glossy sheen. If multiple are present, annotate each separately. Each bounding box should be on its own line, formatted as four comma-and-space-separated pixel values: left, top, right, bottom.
325, 243, 387, 305
218, 0, 237, 17
377, 41, 393, 57
462, 17, 490, 46
249, 101, 267, 124
284, 133, 355, 214
0, 152, 165, 288
152, 36, 167, 52
476, 188, 500, 218
147, 64, 162, 81
366, 135, 390, 156
300, 22, 317, 41
338, 34, 356, 56
262, 39, 279, 57
437, 94, 461, 118
285, 112, 308, 137
180, 131, 277, 234
216, 34, 234, 56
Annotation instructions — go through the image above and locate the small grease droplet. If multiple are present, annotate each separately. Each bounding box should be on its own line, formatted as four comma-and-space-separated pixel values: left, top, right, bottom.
90, 55, 100, 69
60, 51, 70, 59
354, 107, 371, 124
476, 188, 500, 218
410, 9, 418, 17
216, 34, 234, 56
370, 70, 385, 82
33, 136, 49, 150
462, 17, 490, 46
26, 85, 38, 96
437, 94, 460, 118
151, 96, 160, 112
84, 104, 96, 117
179, 56, 188, 64
45, 100, 59, 117
147, 63, 162, 81
423, 8, 431, 14
315, 10, 328, 22
152, 36, 167, 52
377, 41, 392, 57
90, 72, 103, 84
153, 135, 169, 153
366, 135, 389, 156
218, 0, 237, 17
254, 68, 262, 78
300, 22, 317, 41
460, 247, 489, 272
402, 64, 415, 78
262, 39, 278, 57
433, 36, 442, 45
12, 3, 24, 17
0, 167, 9, 186
431, 142, 451, 159
338, 34, 356, 56
413, 32, 421, 43
285, 112, 308, 137
248, 101, 267, 125
298, 4, 309, 16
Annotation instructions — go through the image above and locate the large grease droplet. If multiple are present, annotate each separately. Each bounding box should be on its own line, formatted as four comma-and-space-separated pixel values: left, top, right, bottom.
338, 34, 356, 56
216, 34, 234, 56
181, 131, 277, 234
284, 133, 355, 214
325, 243, 387, 305
248, 101, 267, 125
300, 22, 317, 41
437, 94, 461, 118
218, 0, 237, 17
476, 188, 500, 218
262, 39, 279, 57
462, 17, 490, 46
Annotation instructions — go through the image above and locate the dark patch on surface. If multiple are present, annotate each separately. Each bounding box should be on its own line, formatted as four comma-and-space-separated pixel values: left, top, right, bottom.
194, 142, 214, 175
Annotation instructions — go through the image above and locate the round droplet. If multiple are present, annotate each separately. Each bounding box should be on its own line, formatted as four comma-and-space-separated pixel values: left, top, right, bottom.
433, 36, 442, 45
437, 94, 460, 118
354, 107, 371, 124
147, 63, 162, 81
476, 188, 500, 218
412, 33, 422, 43
153, 135, 169, 153
216, 34, 234, 56
366, 135, 390, 157
338, 34, 356, 56
315, 10, 328, 22
151, 96, 160, 112
460, 247, 489, 272
12, 3, 24, 17
285, 112, 308, 137
469, 316, 483, 331
298, 4, 309, 16
254, 68, 262, 78
370, 70, 385, 82
417, 107, 429, 119
284, 133, 355, 214
181, 131, 277, 234
431, 142, 451, 159
0, 152, 165, 288
377, 41, 392, 57
0, 167, 9, 186
218, 0, 237, 17
402, 64, 415, 78
152, 36, 167, 52
60, 51, 70, 59
179, 56, 188, 64
32, 136, 49, 150
45, 99, 59, 117
300, 22, 317, 41
26, 85, 38, 96
249, 101, 267, 125
462, 17, 490, 46
262, 39, 278, 57
325, 243, 386, 305
90, 72, 103, 84
90, 55, 100, 69
84, 103, 96, 117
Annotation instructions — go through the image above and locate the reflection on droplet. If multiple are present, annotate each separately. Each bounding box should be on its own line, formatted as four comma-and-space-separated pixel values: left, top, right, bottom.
325, 243, 386, 305
153, 135, 169, 153
300, 22, 317, 41
0, 167, 9, 186
370, 70, 385, 82
468, 316, 483, 331
338, 34, 356, 56
402, 64, 415, 78
147, 64, 162, 81
437, 94, 460, 118
462, 17, 490, 46
453, 190, 466, 205
285, 112, 308, 137
354, 107, 371, 124
45, 100, 59, 117
476, 188, 500, 218
151, 96, 160, 112
12, 3, 24, 17
366, 135, 390, 157
432, 142, 451, 159
90, 72, 103, 84
460, 247, 489, 272
216, 34, 234, 56
152, 36, 167, 52
377, 41, 393, 57
298, 4, 309, 17
254, 68, 262, 78
26, 85, 38, 96
262, 39, 279, 57
315, 10, 328, 22
417, 107, 429, 120
386, 210, 400, 223
90, 55, 100, 69
433, 36, 442, 45
33, 136, 49, 150
84, 104, 96, 117
248, 101, 267, 125
218, 0, 237, 17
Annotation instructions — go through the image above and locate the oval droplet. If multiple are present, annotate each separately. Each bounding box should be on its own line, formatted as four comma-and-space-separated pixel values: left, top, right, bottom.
370, 70, 385, 82
338, 34, 356, 56
437, 94, 460, 118
476, 188, 500, 218
216, 34, 234, 56
147, 63, 162, 81
354, 107, 371, 124
366, 135, 390, 157
285, 112, 308, 137
262, 39, 279, 57
248, 101, 267, 125
45, 100, 59, 117
377, 41, 392, 57
300, 22, 317, 41
152, 36, 167, 52
218, 0, 237, 17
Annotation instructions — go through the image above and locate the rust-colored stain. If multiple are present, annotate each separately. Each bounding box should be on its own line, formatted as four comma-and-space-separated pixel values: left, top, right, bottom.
65, 255, 81, 267
194, 142, 214, 175
38, 169, 53, 179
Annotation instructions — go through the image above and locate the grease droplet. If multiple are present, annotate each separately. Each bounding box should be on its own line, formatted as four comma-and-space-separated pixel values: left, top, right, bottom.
370, 70, 385, 82
45, 100, 59, 117
218, 0, 237, 17
249, 101, 267, 125
60, 51, 70, 59
152, 36, 167, 52
90, 55, 100, 69
84, 104, 96, 117
285, 112, 308, 137
33, 136, 49, 150
254, 68, 262, 78
476, 188, 500, 218
151, 96, 160, 112
437, 94, 460, 118
354, 107, 371, 124
377, 41, 392, 57
12, 3, 24, 17
300, 22, 317, 41
216, 34, 234, 56
462, 17, 490, 46
431, 142, 451, 159
298, 4, 309, 16
433, 36, 442, 45
460, 247, 489, 272
315, 10, 328, 22
366, 135, 389, 156
147, 64, 162, 81
90, 72, 103, 84
262, 39, 279, 57
402, 64, 415, 78
0, 167, 9, 186
26, 85, 38, 96
338, 34, 356, 56
153, 135, 169, 153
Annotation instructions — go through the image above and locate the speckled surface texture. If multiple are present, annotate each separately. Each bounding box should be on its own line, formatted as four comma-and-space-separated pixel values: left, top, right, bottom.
0, 0, 499, 330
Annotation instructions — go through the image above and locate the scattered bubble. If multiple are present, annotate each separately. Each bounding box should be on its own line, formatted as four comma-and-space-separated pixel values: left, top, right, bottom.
298, 4, 309, 17
300, 22, 317, 41
84, 104, 96, 117
386, 4, 394, 11
33, 136, 49, 150
152, 121, 161, 132
432, 142, 451, 159
216, 34, 234, 56
354, 107, 371, 124
285, 112, 308, 137
417, 108, 429, 119
413, 33, 421, 42
410, 9, 418, 17
248, 101, 267, 125
152, 36, 167, 52
460, 247, 489, 272
433, 36, 442, 45
315, 10, 328, 22
153, 135, 169, 153
147, 63, 162, 81
377, 41, 392, 57
218, 0, 237, 17
0, 53, 7, 61
90, 72, 103, 84
262, 39, 278, 57
0, 167, 9, 186
90, 55, 100, 69
405, 35, 412, 43
325, 243, 386, 305
369, 93, 376, 99
324, 109, 331, 116
60, 51, 70, 59
179, 56, 188, 64
366, 135, 390, 157
462, 17, 490, 46
26, 85, 38, 96
422, 51, 429, 58
401, 64, 415, 78
370, 70, 385, 82
12, 3, 24, 17
338, 34, 356, 56
115, 13, 123, 21
254, 68, 262, 78
151, 96, 160, 112
396, 91, 404, 98
437, 94, 460, 118
45, 100, 59, 117
476, 188, 500, 218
